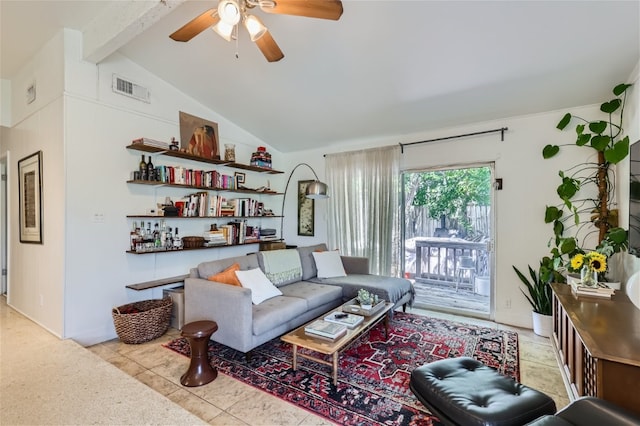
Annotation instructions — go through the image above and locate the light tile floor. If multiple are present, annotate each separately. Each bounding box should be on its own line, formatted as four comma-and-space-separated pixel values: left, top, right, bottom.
88, 307, 570, 425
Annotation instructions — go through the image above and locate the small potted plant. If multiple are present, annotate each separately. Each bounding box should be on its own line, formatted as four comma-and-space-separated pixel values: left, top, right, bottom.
513, 265, 553, 337
357, 289, 378, 309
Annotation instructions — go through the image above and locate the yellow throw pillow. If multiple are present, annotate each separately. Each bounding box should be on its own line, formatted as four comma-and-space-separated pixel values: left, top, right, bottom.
208, 263, 242, 286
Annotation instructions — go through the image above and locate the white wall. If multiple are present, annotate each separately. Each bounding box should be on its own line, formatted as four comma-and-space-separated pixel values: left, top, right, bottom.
2, 29, 284, 345
610, 61, 640, 284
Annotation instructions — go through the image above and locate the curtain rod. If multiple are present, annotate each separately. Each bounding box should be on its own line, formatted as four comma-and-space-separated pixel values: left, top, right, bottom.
398, 127, 508, 153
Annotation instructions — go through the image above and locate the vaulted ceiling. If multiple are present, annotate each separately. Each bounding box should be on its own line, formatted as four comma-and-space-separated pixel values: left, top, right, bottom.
2, 1, 639, 152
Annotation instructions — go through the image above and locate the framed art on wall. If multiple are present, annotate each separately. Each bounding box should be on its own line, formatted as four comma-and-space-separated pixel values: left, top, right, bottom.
298, 180, 314, 236
18, 151, 43, 244
178, 111, 220, 160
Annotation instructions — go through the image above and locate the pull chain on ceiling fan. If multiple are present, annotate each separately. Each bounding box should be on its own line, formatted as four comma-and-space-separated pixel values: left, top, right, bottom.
169, 0, 343, 62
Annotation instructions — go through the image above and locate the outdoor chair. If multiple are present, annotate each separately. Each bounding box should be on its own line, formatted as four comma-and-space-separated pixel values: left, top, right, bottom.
456, 256, 476, 292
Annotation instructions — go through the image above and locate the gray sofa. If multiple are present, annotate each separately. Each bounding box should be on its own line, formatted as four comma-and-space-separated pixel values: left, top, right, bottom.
184, 243, 414, 353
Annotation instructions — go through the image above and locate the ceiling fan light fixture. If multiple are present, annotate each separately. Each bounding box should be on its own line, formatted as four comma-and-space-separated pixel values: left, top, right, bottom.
212, 21, 234, 41
217, 0, 241, 25
244, 14, 267, 41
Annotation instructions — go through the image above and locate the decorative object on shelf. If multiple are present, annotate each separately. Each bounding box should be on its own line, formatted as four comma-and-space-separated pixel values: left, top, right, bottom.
179, 111, 220, 160
250, 146, 272, 169
182, 236, 205, 248
234, 172, 245, 185
18, 151, 43, 244
170, 137, 179, 151
224, 143, 236, 161
280, 163, 329, 240
570, 251, 607, 288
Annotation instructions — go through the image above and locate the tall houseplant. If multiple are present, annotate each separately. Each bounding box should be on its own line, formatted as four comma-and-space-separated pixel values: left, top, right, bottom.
542, 83, 632, 276
513, 264, 552, 336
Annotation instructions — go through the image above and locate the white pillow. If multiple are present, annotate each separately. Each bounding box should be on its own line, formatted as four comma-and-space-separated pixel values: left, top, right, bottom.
235, 268, 282, 304
312, 251, 347, 278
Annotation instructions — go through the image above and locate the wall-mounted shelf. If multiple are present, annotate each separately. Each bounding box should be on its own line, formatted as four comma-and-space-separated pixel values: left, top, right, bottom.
126, 144, 283, 174
126, 179, 282, 196
125, 239, 284, 255
127, 215, 282, 219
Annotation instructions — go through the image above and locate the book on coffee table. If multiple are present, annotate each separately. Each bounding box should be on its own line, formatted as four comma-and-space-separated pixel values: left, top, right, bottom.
304, 320, 347, 340
323, 312, 364, 329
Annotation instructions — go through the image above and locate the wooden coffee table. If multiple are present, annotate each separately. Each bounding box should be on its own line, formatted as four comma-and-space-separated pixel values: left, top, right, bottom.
281, 301, 393, 385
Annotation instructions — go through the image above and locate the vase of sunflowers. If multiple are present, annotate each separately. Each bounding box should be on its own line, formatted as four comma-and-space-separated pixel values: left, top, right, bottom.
571, 252, 607, 288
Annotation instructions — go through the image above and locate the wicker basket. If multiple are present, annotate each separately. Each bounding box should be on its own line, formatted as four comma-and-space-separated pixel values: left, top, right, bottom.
182, 236, 205, 248
112, 297, 173, 344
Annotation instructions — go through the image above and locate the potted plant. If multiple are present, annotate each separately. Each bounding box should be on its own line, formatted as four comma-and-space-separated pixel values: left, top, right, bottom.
542, 83, 631, 276
513, 264, 553, 337
357, 289, 378, 309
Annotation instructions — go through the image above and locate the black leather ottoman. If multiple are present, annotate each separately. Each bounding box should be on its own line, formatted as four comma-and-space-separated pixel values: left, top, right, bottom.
410, 357, 557, 426
525, 396, 640, 425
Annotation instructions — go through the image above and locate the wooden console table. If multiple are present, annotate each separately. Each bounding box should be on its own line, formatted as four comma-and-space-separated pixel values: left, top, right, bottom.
551, 283, 640, 415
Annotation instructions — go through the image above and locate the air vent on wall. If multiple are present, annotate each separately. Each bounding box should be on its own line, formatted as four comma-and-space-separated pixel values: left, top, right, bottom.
112, 74, 150, 103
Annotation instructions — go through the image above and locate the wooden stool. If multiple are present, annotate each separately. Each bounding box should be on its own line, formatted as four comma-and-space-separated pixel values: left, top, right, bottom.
180, 320, 218, 387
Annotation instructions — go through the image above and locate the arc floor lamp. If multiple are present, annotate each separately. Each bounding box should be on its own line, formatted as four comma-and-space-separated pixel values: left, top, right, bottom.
280, 163, 329, 241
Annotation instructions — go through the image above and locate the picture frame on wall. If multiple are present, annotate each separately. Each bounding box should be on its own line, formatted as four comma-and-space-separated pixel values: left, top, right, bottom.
178, 111, 220, 160
298, 180, 314, 236
18, 151, 43, 244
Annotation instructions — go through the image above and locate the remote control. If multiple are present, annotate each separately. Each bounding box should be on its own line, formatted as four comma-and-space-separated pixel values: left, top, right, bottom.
335, 313, 348, 319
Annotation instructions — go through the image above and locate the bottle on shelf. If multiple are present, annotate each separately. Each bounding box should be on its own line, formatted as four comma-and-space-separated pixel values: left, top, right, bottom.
139, 155, 147, 181
165, 227, 173, 250
173, 227, 182, 249
153, 223, 160, 248
147, 156, 155, 181
130, 221, 138, 251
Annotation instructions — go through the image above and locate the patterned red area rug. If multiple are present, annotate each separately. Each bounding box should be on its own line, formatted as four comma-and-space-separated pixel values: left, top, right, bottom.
164, 312, 519, 425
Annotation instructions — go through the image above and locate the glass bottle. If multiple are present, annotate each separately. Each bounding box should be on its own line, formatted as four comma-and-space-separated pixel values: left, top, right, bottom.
130, 221, 138, 251
139, 154, 147, 180
147, 156, 155, 181
153, 223, 160, 248
173, 227, 182, 249
165, 227, 173, 249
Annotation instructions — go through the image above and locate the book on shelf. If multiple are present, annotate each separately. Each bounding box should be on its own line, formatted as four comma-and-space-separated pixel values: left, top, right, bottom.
304, 320, 347, 340
570, 281, 615, 299
132, 137, 170, 149
323, 312, 364, 329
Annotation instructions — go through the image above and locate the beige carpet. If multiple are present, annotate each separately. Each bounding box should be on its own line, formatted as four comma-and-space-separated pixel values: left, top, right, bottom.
0, 298, 205, 425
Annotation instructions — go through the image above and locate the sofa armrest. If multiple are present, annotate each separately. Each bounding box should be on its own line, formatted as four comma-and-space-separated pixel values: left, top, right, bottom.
341, 256, 369, 274
184, 277, 254, 352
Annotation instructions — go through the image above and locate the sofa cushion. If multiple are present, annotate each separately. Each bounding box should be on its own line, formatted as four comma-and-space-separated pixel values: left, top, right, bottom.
252, 296, 308, 335
311, 274, 414, 305
197, 254, 259, 279
279, 281, 343, 310
208, 263, 242, 286
236, 268, 283, 305
297, 244, 329, 280
312, 251, 347, 278
257, 249, 303, 287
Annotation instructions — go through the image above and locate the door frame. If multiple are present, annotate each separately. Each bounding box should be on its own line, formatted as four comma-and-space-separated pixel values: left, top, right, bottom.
401, 161, 496, 320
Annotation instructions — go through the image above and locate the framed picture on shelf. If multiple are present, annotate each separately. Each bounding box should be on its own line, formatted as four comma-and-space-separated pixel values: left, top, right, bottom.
179, 111, 220, 160
18, 151, 43, 244
298, 180, 314, 236
234, 172, 246, 185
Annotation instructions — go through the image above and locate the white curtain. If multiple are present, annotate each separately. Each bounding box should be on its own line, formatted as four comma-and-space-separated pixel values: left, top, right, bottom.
326, 145, 401, 276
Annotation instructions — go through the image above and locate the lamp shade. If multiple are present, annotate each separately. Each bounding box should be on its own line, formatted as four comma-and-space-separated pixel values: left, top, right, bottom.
217, 0, 240, 25
244, 15, 267, 41
305, 181, 329, 199
212, 21, 234, 41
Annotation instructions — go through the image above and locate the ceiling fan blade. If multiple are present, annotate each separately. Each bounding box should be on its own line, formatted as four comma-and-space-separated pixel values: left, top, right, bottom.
170, 8, 220, 42
255, 30, 285, 62
262, 0, 343, 20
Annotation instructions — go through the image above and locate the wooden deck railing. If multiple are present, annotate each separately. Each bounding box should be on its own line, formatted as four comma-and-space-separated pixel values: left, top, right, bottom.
413, 238, 489, 285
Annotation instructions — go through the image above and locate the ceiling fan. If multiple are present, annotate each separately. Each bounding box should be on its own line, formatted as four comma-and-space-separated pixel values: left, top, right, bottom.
169, 0, 343, 62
